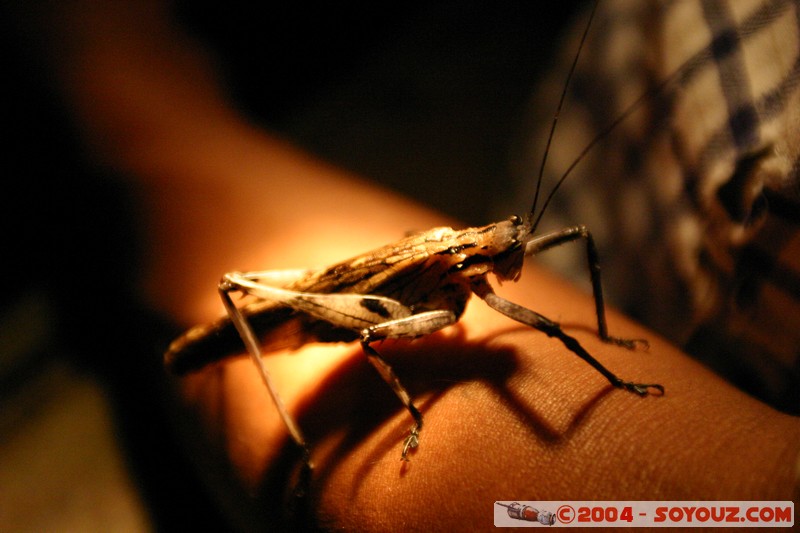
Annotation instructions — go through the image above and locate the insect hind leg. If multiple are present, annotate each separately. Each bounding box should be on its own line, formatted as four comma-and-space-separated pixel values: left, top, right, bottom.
526, 224, 648, 350
218, 275, 312, 467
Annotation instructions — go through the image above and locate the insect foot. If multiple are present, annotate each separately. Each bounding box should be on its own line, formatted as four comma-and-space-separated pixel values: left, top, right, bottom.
605, 336, 650, 351
401, 425, 420, 462
618, 381, 665, 396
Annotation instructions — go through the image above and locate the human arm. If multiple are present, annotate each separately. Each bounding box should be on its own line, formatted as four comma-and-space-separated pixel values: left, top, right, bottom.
16, 1, 799, 529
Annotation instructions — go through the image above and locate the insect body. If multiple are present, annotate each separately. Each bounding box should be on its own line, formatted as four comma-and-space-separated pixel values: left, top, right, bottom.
165, 216, 663, 464
164, 0, 663, 467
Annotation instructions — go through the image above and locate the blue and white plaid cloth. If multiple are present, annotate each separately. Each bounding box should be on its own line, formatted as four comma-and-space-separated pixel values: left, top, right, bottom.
512, 0, 800, 413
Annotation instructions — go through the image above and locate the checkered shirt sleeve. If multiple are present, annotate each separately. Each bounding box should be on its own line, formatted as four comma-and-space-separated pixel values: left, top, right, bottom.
513, 0, 800, 413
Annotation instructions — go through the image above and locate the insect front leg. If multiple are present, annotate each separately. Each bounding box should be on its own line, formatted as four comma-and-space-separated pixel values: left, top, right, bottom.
526, 224, 647, 349
472, 280, 663, 396
360, 310, 457, 461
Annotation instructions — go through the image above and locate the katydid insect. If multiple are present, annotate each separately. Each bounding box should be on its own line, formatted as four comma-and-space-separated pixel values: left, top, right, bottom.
164, 0, 663, 467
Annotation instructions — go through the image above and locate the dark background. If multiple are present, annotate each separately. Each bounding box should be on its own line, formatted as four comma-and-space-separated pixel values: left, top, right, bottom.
1, 2, 582, 530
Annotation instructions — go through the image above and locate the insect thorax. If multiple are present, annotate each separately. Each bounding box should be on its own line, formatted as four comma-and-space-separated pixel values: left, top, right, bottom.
389, 218, 528, 312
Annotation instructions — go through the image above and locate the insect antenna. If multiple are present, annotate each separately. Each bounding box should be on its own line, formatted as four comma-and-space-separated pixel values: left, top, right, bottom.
528, 0, 599, 230
529, 0, 691, 234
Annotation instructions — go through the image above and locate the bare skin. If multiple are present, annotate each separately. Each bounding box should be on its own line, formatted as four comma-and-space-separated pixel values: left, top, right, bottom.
164, 176, 799, 530
14, 1, 800, 530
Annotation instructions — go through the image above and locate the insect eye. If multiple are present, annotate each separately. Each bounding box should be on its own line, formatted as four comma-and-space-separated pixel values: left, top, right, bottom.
509, 215, 522, 225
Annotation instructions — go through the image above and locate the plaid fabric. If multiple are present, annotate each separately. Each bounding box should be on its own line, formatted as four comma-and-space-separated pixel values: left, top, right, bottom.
511, 0, 800, 413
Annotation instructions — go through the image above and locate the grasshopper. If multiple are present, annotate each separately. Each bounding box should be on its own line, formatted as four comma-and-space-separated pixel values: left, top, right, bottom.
164, 0, 663, 467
